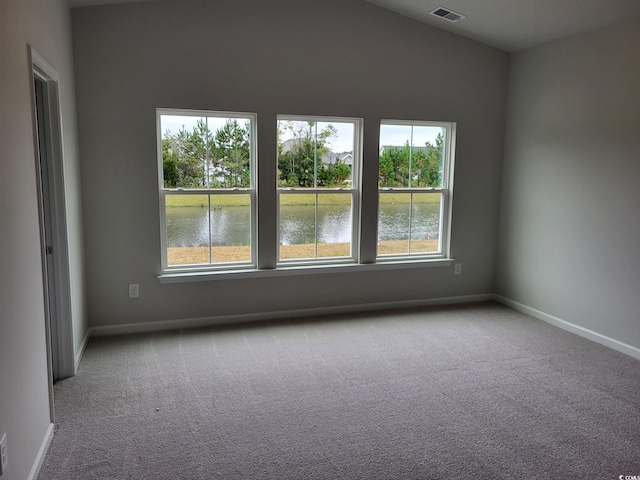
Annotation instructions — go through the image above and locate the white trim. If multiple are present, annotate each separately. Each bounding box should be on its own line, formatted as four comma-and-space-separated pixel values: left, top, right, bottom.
30, 50, 59, 81
157, 109, 258, 272
27, 423, 54, 480
30, 47, 76, 381
75, 328, 91, 371
159, 257, 454, 283
377, 120, 456, 261
378, 187, 445, 193
276, 115, 363, 265
380, 119, 454, 128
277, 189, 358, 265
89, 293, 492, 336
442, 124, 455, 259
494, 295, 640, 361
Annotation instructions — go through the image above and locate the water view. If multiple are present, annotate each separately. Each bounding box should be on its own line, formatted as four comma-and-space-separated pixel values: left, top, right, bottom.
166, 202, 441, 248
160, 115, 447, 265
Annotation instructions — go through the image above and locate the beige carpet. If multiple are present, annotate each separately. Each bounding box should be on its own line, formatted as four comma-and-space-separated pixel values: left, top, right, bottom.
38, 302, 640, 479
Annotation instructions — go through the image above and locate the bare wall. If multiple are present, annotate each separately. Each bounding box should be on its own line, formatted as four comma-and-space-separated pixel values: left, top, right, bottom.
0, 0, 86, 478
497, 16, 640, 349
71, 0, 508, 328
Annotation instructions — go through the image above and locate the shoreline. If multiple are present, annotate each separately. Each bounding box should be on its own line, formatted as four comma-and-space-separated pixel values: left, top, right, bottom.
167, 239, 439, 265
165, 192, 442, 208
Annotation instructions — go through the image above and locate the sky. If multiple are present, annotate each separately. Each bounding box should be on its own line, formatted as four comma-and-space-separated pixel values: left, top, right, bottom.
159, 114, 444, 153
277, 120, 355, 153
379, 124, 443, 149
160, 115, 243, 139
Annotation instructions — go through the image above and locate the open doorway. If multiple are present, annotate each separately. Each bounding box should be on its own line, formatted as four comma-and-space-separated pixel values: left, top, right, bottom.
30, 48, 75, 419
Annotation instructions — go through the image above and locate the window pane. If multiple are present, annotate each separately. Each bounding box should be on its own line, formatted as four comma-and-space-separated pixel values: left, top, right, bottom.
207, 117, 251, 188
209, 194, 251, 263
379, 124, 446, 189
165, 194, 251, 266
166, 194, 210, 265
316, 121, 355, 187
160, 115, 206, 188
317, 194, 352, 258
160, 115, 252, 189
279, 194, 317, 260
409, 193, 441, 254
378, 193, 410, 255
378, 192, 442, 256
277, 120, 355, 188
279, 193, 352, 261
379, 124, 411, 188
411, 126, 445, 188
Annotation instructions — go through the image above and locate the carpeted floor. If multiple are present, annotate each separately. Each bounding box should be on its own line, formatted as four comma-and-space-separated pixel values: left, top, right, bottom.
38, 302, 640, 479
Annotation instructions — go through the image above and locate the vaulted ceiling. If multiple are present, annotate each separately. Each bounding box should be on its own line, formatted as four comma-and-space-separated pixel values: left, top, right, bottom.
67, 0, 640, 52
364, 0, 640, 51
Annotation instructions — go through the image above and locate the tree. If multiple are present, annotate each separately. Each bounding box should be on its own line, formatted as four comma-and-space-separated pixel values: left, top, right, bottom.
162, 136, 180, 187
161, 124, 208, 188
417, 133, 444, 187
430, 132, 445, 187
162, 119, 251, 189
186, 120, 209, 187
278, 121, 337, 187
378, 148, 396, 187
378, 133, 444, 188
378, 143, 411, 188
211, 119, 250, 188
319, 160, 351, 187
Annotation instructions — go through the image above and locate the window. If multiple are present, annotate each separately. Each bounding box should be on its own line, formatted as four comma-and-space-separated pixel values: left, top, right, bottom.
156, 111, 456, 278
157, 110, 256, 271
276, 116, 361, 264
377, 121, 455, 260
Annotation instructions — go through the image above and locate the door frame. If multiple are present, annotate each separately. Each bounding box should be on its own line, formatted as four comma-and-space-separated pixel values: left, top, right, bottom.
29, 47, 76, 419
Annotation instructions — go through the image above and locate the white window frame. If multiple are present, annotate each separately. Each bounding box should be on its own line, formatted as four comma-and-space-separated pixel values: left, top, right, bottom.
377, 120, 456, 262
157, 108, 258, 273
276, 115, 363, 267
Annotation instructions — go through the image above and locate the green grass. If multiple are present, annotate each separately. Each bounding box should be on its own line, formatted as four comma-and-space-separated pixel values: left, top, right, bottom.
279, 194, 351, 206
379, 192, 441, 204
165, 191, 441, 208
165, 194, 249, 208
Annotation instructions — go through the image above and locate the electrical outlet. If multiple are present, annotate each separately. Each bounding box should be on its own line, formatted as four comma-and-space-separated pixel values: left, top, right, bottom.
128, 283, 139, 298
454, 263, 462, 275
0, 433, 7, 475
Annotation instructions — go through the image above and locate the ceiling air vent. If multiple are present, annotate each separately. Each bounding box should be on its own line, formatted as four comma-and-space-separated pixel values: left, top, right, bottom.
429, 6, 465, 23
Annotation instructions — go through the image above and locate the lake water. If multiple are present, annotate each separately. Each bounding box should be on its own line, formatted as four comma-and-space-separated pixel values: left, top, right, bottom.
166, 202, 441, 247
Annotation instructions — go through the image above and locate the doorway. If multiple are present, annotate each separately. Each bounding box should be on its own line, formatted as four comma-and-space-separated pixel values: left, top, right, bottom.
30, 48, 75, 419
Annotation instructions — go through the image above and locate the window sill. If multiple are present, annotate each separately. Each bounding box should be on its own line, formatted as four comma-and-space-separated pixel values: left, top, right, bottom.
158, 258, 454, 283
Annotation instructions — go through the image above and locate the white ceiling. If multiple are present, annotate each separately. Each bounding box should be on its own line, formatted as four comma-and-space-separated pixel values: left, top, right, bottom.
67, 0, 640, 52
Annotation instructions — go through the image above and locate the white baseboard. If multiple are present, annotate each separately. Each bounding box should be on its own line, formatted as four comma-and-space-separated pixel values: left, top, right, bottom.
89, 294, 493, 337
494, 295, 640, 361
28, 423, 54, 480
75, 328, 91, 373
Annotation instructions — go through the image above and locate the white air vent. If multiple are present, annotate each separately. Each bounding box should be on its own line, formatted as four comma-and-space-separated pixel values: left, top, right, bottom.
429, 6, 465, 23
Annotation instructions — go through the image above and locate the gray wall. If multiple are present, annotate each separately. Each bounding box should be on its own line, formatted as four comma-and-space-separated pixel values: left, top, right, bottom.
72, 0, 508, 328
0, 0, 86, 478
497, 16, 640, 349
